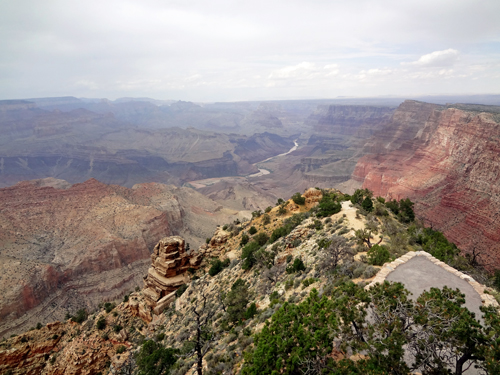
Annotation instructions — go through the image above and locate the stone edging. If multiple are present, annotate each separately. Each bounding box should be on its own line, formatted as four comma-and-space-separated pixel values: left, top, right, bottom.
364, 251, 499, 308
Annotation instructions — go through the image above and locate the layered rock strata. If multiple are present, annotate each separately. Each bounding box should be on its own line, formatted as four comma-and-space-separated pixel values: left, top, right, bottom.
352, 101, 500, 269
142, 236, 202, 315
0, 178, 247, 338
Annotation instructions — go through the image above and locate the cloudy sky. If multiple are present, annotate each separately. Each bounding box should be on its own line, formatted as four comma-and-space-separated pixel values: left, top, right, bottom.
1, 0, 499, 101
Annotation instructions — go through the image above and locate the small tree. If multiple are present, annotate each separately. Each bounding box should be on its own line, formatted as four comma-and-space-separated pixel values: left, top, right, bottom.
318, 235, 353, 271
262, 214, 271, 225
286, 258, 306, 274
136, 340, 179, 375
185, 290, 219, 375
361, 197, 374, 212
240, 233, 249, 246
354, 229, 382, 249
225, 279, 250, 324
241, 241, 260, 270
291, 192, 305, 205
253, 232, 269, 246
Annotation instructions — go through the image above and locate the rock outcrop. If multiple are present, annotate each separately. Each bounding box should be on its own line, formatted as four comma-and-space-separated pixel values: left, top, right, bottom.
142, 236, 202, 315
351, 101, 500, 269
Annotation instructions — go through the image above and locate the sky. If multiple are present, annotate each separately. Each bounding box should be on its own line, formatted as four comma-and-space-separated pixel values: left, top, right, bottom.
1, 0, 500, 102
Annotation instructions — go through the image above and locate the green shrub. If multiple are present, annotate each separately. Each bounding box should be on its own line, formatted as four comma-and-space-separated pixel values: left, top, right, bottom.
240, 233, 250, 246
123, 295, 129, 303
253, 232, 269, 246
242, 290, 338, 375
316, 193, 342, 218
252, 210, 262, 218
113, 325, 123, 333
277, 204, 287, 215
206, 237, 211, 244
361, 197, 374, 212
96, 317, 106, 330
226, 279, 250, 324
209, 258, 230, 276
249, 226, 257, 235
223, 224, 228, 231
175, 284, 188, 297
241, 242, 261, 270
137, 340, 179, 375
367, 244, 391, 266
350, 188, 373, 205
265, 206, 272, 213
494, 270, 500, 290
415, 227, 459, 262
116, 345, 126, 354
156, 332, 165, 341
316, 237, 331, 249
245, 303, 258, 319
302, 278, 318, 288
386, 199, 399, 214
291, 192, 305, 205
71, 309, 88, 324
269, 213, 306, 243
286, 258, 306, 274
308, 219, 323, 230
262, 214, 271, 225
362, 265, 378, 279
398, 198, 415, 222
104, 302, 115, 314
36, 322, 43, 330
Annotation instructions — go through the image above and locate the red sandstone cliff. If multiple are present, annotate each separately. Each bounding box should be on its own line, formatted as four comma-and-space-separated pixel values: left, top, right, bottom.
352, 100, 500, 269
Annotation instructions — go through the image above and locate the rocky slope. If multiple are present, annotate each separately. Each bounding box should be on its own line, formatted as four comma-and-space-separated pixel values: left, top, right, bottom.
2, 188, 498, 375
351, 100, 500, 269
0, 178, 249, 338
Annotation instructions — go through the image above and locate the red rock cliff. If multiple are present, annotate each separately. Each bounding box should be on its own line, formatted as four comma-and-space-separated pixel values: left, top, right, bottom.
352, 101, 500, 269
0, 178, 180, 338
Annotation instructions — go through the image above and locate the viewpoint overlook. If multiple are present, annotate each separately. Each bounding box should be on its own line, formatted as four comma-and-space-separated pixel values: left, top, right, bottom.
0, 96, 499, 375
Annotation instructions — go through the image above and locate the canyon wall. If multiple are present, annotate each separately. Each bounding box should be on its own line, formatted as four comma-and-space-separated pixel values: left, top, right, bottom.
352, 100, 500, 269
0, 178, 248, 338
297, 105, 395, 184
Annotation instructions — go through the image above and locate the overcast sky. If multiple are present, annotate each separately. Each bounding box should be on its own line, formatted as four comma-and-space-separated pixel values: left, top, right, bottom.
1, 0, 499, 102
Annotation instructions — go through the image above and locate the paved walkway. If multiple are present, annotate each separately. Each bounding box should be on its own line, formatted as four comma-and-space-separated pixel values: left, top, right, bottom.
365, 251, 499, 374
386, 256, 484, 319
366, 251, 498, 318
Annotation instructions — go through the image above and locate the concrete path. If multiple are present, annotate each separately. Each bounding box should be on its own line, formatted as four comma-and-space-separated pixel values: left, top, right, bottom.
386, 256, 484, 320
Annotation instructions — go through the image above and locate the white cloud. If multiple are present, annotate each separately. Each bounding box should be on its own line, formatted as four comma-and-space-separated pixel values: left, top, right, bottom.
268, 62, 320, 80
1, 1, 499, 100
403, 49, 460, 67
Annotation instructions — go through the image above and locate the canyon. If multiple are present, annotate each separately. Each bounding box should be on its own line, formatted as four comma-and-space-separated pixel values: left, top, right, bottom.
350, 100, 500, 269
2, 94, 500, 343
0, 177, 248, 338
0, 100, 295, 188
